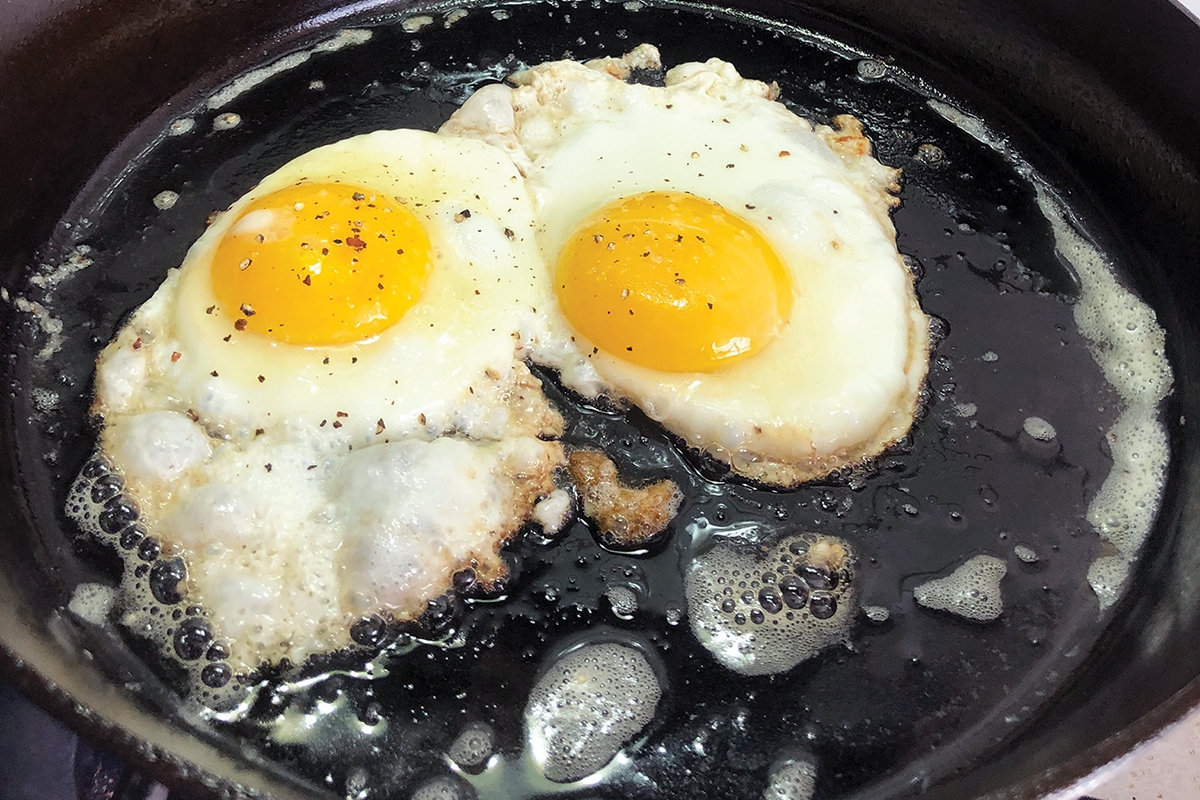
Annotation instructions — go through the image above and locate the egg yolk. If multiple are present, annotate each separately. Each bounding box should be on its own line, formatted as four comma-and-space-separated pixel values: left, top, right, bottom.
211, 182, 432, 346
555, 191, 793, 373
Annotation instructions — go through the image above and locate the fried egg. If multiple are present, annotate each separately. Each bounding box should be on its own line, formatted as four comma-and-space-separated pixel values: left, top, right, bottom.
82, 129, 565, 675
442, 45, 930, 486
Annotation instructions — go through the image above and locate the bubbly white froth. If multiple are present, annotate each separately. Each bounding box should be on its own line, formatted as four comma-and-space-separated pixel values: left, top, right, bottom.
525, 642, 661, 783
685, 531, 855, 676
928, 97, 1173, 612
914, 554, 1007, 622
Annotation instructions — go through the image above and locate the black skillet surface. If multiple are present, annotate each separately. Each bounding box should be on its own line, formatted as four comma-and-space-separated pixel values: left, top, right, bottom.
0, 1, 1199, 800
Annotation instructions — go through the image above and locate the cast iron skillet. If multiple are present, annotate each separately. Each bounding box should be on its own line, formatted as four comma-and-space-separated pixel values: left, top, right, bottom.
1, 0, 1199, 798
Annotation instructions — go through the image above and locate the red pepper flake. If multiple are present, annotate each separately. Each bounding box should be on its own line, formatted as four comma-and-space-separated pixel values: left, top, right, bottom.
303, 275, 312, 286
132, 337, 142, 350
346, 235, 367, 251
779, 150, 791, 157
321, 247, 330, 256
320, 419, 327, 427
332, 420, 342, 429
336, 411, 348, 418
234, 319, 248, 331
171, 351, 182, 362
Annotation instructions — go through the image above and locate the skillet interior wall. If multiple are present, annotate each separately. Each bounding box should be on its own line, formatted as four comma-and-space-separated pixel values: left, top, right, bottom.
0, 1, 1199, 800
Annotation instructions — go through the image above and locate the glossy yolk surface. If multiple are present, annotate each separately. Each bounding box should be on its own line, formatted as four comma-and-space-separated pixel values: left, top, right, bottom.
211, 182, 432, 346
555, 191, 793, 373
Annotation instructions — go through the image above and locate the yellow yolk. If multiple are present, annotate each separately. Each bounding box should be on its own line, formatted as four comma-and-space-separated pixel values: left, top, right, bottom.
211, 182, 432, 346
555, 191, 793, 373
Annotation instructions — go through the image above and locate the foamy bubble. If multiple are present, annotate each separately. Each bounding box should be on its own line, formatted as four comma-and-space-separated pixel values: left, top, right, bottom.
152, 191, 179, 211
862, 604, 890, 624
410, 775, 475, 800
67, 583, 116, 625
1022, 416, 1056, 441
685, 532, 855, 676
606, 586, 638, 619
403, 15, 434, 32
914, 554, 1007, 622
762, 755, 817, 800
1014, 544, 1039, 564
525, 642, 661, 783
448, 722, 495, 771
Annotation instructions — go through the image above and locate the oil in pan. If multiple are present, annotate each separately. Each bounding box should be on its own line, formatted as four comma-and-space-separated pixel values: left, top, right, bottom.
5, 1, 1172, 799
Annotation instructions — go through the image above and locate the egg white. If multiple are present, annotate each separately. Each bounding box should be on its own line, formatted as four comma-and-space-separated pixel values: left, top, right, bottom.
96, 129, 559, 448
86, 129, 567, 672
443, 45, 929, 486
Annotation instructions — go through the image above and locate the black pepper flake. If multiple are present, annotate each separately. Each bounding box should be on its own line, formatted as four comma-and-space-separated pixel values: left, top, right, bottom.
593, 234, 604, 244
351, 357, 358, 364
239, 258, 252, 270
336, 411, 348, 417
257, 375, 265, 383
255, 428, 265, 436
333, 238, 343, 244
264, 463, 272, 472
626, 346, 633, 351
210, 370, 219, 377
303, 275, 312, 286
396, 248, 405, 256
377, 282, 384, 290
746, 204, 756, 210
474, 289, 480, 295
707, 302, 714, 309
240, 303, 256, 317
234, 319, 248, 331
223, 334, 231, 342
321, 247, 330, 256
675, 278, 686, 284
307, 464, 317, 471
205, 305, 216, 315
187, 409, 200, 422
332, 420, 342, 428
352, 191, 365, 201
503, 227, 515, 239
323, 357, 330, 365
320, 419, 327, 427
725, 164, 735, 169
454, 209, 471, 222
376, 419, 386, 434
255, 233, 265, 244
